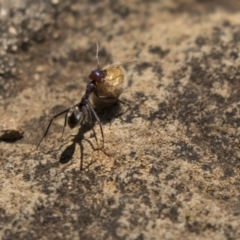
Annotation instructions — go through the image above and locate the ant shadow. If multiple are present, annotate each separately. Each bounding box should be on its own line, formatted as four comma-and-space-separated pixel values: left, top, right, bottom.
39, 101, 129, 171
52, 123, 104, 171
58, 102, 126, 170
22, 124, 100, 170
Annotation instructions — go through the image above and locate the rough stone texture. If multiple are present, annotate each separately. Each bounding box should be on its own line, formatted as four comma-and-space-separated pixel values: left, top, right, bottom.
0, 0, 240, 239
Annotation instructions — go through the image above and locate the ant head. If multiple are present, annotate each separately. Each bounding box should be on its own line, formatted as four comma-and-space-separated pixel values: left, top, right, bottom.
89, 69, 106, 82
89, 41, 106, 82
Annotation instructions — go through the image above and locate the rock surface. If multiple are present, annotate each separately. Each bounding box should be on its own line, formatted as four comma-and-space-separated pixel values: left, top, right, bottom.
0, 0, 240, 239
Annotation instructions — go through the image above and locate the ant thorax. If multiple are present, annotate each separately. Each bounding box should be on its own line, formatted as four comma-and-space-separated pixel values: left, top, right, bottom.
91, 63, 126, 108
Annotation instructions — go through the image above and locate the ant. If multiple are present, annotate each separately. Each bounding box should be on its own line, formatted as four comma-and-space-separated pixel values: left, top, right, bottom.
36, 43, 120, 150
36, 42, 137, 150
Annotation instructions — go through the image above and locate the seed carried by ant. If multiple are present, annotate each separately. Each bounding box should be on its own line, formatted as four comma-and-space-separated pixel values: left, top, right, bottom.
89, 43, 137, 108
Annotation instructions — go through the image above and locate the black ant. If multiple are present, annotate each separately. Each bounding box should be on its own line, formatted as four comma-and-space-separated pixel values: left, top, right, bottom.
36, 43, 119, 150
36, 43, 137, 151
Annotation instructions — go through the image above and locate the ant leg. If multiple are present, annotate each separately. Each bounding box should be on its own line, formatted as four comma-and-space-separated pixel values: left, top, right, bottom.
36, 108, 70, 150
88, 103, 104, 148
59, 111, 68, 141
86, 107, 99, 148
116, 98, 125, 104
91, 124, 99, 149
79, 140, 84, 171
86, 105, 92, 124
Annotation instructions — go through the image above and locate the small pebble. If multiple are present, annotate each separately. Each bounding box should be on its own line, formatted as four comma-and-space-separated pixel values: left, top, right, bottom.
0, 116, 24, 141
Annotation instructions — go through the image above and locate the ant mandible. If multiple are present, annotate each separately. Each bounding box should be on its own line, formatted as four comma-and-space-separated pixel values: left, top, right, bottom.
36, 43, 119, 150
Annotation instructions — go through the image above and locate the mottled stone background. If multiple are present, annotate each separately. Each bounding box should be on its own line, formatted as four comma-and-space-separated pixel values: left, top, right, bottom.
0, 0, 240, 239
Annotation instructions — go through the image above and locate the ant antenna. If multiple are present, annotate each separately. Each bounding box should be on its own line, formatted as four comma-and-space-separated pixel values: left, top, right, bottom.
96, 41, 100, 69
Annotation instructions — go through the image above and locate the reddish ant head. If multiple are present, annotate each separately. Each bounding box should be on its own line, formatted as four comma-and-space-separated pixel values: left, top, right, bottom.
89, 69, 106, 82
88, 42, 107, 82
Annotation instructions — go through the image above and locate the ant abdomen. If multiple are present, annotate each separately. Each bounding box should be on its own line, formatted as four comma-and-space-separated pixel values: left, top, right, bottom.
67, 106, 83, 129
91, 63, 126, 108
